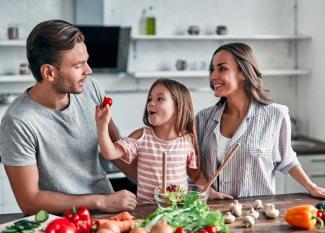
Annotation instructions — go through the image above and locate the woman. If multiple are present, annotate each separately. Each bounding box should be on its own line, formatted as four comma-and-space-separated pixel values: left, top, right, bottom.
196, 42, 325, 198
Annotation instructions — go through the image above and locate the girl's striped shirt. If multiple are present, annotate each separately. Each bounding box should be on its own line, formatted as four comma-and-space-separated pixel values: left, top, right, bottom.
116, 126, 197, 203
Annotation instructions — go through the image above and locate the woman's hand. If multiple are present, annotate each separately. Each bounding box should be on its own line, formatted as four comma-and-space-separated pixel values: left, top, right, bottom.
208, 188, 233, 200
309, 185, 325, 199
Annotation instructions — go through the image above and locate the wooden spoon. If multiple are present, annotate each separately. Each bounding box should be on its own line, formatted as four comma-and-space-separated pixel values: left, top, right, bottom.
201, 143, 240, 193
162, 152, 167, 195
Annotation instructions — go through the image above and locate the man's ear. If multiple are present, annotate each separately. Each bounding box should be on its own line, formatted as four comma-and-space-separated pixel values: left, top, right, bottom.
40, 64, 56, 82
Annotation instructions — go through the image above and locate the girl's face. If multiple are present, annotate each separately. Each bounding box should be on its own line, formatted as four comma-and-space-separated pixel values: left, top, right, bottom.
147, 84, 176, 127
210, 50, 245, 98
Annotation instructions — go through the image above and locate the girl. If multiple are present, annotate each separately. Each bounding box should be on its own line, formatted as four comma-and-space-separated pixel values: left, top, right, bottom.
96, 78, 231, 203
196, 42, 325, 198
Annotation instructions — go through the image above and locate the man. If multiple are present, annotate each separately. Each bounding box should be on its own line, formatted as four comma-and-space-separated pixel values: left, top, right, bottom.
0, 20, 137, 214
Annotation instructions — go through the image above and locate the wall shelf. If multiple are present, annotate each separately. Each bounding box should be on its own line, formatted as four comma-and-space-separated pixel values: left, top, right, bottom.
0, 75, 34, 82
132, 69, 311, 79
0, 40, 26, 46
132, 34, 311, 41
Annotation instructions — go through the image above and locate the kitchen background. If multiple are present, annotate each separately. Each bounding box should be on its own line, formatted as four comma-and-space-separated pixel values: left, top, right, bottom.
0, 0, 325, 213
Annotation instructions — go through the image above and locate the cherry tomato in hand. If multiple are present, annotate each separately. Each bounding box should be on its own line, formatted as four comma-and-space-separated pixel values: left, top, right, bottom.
101, 96, 113, 108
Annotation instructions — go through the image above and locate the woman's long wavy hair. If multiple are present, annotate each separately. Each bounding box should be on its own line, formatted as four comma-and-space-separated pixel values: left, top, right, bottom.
209, 43, 273, 105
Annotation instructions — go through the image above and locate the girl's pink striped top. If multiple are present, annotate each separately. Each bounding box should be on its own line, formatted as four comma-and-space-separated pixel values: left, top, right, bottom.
116, 126, 197, 204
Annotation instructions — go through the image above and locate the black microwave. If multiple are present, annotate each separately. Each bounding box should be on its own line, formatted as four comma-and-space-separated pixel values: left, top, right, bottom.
77, 25, 131, 72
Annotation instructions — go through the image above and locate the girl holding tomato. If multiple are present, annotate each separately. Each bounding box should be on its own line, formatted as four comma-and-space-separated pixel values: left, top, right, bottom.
95, 78, 232, 203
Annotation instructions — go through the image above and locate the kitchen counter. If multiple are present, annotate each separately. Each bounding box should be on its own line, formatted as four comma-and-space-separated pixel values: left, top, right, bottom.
3, 193, 321, 232
294, 135, 325, 155
128, 193, 324, 232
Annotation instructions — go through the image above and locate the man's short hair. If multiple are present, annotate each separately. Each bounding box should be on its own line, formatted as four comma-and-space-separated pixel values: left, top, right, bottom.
26, 19, 84, 82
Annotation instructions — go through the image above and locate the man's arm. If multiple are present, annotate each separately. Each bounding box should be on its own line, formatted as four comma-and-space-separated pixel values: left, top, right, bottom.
5, 165, 137, 215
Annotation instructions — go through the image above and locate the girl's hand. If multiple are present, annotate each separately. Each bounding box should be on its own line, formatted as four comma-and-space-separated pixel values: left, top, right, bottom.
208, 188, 233, 200
95, 105, 112, 130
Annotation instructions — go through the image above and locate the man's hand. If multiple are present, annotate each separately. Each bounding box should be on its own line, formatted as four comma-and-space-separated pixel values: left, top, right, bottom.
97, 190, 137, 212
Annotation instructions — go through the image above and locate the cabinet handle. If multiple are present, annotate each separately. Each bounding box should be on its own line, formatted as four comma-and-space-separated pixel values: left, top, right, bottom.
310, 174, 325, 178
311, 159, 325, 163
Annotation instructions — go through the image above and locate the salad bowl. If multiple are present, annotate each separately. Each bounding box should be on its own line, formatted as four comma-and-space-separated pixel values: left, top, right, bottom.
154, 184, 208, 207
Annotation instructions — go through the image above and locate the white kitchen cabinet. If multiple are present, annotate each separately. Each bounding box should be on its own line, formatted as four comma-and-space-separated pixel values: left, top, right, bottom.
275, 171, 286, 194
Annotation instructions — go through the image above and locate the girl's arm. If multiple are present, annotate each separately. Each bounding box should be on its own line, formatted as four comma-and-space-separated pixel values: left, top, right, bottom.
95, 105, 125, 160
187, 168, 233, 200
289, 164, 325, 198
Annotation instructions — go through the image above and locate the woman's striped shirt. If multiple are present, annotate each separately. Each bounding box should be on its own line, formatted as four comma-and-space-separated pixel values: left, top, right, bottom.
116, 127, 197, 203
195, 101, 300, 197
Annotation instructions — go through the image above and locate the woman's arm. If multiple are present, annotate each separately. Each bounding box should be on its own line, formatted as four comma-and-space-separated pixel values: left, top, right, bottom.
289, 164, 325, 198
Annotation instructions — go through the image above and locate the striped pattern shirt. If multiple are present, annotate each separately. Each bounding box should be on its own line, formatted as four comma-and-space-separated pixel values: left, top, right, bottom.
116, 127, 197, 203
196, 101, 300, 197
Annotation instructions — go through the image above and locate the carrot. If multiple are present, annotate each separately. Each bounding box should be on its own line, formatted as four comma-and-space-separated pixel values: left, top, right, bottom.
106, 212, 135, 221
96, 219, 137, 233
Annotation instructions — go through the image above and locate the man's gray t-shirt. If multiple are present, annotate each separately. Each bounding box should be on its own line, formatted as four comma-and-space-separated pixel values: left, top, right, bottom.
0, 77, 114, 194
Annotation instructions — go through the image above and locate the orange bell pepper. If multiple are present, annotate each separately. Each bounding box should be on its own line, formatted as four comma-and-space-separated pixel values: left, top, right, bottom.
285, 204, 324, 229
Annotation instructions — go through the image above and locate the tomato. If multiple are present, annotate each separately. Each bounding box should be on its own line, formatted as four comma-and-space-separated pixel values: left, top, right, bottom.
317, 209, 323, 218
174, 226, 186, 233
44, 218, 77, 233
101, 96, 113, 108
203, 225, 220, 233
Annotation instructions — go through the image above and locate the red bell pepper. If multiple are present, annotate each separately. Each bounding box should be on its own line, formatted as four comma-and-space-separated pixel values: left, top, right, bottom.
44, 218, 77, 233
64, 206, 92, 233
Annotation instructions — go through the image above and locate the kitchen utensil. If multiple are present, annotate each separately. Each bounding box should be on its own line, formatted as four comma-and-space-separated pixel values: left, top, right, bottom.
162, 152, 167, 195
202, 143, 240, 193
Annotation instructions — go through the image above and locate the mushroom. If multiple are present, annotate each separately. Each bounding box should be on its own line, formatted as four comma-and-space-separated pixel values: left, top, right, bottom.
246, 207, 259, 220
224, 212, 236, 224
253, 199, 263, 209
243, 215, 255, 228
230, 200, 242, 217
264, 203, 279, 219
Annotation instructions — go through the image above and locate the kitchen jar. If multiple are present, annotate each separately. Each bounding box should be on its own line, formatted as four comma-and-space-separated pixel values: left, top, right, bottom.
8, 25, 19, 40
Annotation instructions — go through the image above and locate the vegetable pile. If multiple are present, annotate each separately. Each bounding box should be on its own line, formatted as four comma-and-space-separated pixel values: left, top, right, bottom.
2, 210, 49, 233
141, 192, 227, 233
